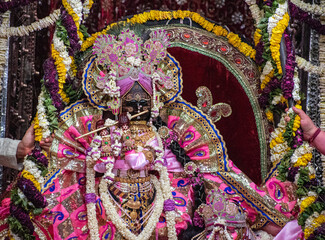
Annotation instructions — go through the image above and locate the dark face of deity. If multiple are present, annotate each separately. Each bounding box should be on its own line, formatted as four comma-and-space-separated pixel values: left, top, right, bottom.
122, 82, 151, 121
96, 119, 109, 136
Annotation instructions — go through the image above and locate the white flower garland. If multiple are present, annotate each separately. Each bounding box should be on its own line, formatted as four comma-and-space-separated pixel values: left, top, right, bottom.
53, 32, 72, 73
271, 93, 283, 105
304, 210, 325, 229
23, 159, 44, 186
260, 61, 274, 84
270, 140, 289, 163
67, 0, 83, 20
86, 136, 101, 240
150, 123, 177, 240
37, 90, 51, 139
292, 67, 301, 101
290, 142, 313, 165
0, 11, 10, 94
99, 175, 164, 240
291, 0, 325, 16
296, 56, 325, 75
267, 1, 288, 39
0, 9, 60, 37
244, 0, 263, 24
82, 0, 92, 20
270, 114, 288, 163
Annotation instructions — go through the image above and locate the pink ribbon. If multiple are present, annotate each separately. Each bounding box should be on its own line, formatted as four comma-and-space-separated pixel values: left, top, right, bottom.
117, 72, 152, 96
124, 150, 149, 170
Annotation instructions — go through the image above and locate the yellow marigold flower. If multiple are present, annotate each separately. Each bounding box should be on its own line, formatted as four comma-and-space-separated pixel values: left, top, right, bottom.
21, 170, 41, 191
70, 56, 77, 77
292, 115, 301, 131
79, 10, 252, 61
33, 113, 42, 142
51, 45, 70, 104
270, 133, 284, 148
261, 70, 274, 90
294, 153, 313, 167
309, 174, 316, 179
295, 104, 302, 109
42, 150, 48, 157
88, 0, 94, 8
304, 227, 314, 239
212, 25, 228, 36
254, 29, 262, 46
265, 109, 274, 122
304, 215, 325, 239
227, 32, 241, 48
300, 196, 317, 213
270, 13, 290, 75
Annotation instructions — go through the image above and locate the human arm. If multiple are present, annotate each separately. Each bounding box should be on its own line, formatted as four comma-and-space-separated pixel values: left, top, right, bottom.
292, 106, 325, 154
16, 124, 35, 160
0, 124, 53, 170
0, 138, 22, 170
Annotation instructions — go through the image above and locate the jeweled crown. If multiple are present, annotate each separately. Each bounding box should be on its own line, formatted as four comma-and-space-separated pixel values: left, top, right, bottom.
93, 29, 169, 81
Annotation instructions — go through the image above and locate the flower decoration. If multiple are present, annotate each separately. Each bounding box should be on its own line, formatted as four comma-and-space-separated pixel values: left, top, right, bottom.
8, 148, 48, 239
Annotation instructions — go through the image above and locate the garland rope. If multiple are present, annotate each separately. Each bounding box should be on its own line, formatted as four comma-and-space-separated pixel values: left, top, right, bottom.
0, 9, 60, 37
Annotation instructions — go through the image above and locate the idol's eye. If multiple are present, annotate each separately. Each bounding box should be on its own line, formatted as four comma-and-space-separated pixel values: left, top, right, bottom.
139, 100, 148, 105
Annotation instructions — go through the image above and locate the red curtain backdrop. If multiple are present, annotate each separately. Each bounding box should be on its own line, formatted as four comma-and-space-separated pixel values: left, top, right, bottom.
168, 47, 262, 184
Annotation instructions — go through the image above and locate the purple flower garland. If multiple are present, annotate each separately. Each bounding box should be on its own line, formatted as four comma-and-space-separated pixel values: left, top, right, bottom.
289, 2, 325, 35
281, 30, 295, 99
60, 9, 81, 55
17, 177, 47, 208
307, 223, 325, 240
255, 41, 265, 65
9, 148, 48, 238
31, 148, 48, 167
258, 77, 281, 109
10, 204, 34, 233
43, 58, 65, 112
0, 0, 36, 13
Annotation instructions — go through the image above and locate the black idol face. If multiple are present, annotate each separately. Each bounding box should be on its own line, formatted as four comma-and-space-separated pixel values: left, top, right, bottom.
122, 82, 151, 121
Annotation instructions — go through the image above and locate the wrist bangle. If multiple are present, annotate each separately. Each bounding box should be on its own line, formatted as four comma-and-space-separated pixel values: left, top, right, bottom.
308, 128, 321, 144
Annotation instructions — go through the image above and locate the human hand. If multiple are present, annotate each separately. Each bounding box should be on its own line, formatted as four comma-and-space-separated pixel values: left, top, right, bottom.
16, 124, 35, 160
292, 106, 318, 141
39, 133, 54, 154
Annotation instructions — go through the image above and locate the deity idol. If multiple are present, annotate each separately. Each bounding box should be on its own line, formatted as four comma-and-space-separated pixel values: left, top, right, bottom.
1, 27, 298, 240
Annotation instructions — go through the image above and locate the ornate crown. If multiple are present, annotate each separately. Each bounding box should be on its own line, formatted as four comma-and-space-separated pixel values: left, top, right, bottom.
196, 189, 247, 230
82, 29, 182, 115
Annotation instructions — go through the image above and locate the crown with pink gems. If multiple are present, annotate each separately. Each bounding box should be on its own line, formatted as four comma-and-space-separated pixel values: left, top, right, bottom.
85, 29, 173, 115
196, 189, 247, 230
93, 29, 170, 81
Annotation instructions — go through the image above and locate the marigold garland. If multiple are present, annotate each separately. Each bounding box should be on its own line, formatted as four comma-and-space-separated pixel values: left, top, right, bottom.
33, 113, 42, 142
293, 153, 313, 167
62, 0, 84, 42
51, 44, 70, 103
270, 131, 285, 149
300, 195, 317, 213
304, 214, 325, 239
70, 56, 77, 76
265, 108, 274, 122
269, 13, 290, 75
254, 29, 262, 46
261, 69, 274, 90
80, 10, 254, 60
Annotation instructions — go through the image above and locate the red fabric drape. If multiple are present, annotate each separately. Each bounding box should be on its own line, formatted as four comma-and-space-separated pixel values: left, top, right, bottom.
168, 47, 262, 184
